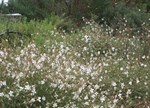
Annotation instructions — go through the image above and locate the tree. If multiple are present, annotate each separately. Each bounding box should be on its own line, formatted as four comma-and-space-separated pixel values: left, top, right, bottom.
0, 0, 9, 13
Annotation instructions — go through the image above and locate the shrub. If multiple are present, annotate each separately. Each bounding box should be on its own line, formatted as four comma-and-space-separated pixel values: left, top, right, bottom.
90, 1, 149, 37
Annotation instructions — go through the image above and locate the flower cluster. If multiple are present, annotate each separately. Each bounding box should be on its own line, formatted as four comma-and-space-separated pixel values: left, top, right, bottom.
0, 20, 150, 108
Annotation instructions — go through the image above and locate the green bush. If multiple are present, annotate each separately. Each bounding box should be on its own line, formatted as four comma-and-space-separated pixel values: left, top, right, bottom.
90, 1, 149, 37
0, 19, 150, 107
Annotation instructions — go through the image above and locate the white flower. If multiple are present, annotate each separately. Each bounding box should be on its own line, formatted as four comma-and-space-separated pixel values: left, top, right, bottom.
83, 47, 88, 51
120, 67, 123, 71
84, 101, 89, 105
144, 64, 147, 68
94, 84, 99, 90
8, 91, 14, 97
113, 98, 118, 103
142, 55, 146, 59
84, 95, 88, 100
0, 51, 5, 57
2, 81, 6, 86
93, 105, 100, 108
121, 83, 125, 89
19, 86, 24, 91
124, 71, 129, 76
37, 97, 41, 102
40, 80, 45, 85
0, 92, 4, 97
126, 89, 132, 97
112, 81, 117, 87
73, 93, 79, 100
38, 54, 46, 63
118, 93, 122, 99
29, 98, 36, 103
53, 103, 57, 107
15, 56, 20, 61
98, 51, 101, 55
112, 47, 115, 51
136, 78, 140, 84
100, 95, 105, 103
31, 53, 36, 58
66, 68, 71, 73
144, 82, 147, 85
90, 88, 94, 94
0, 81, 6, 87
84, 35, 92, 43
103, 63, 109, 67
42, 96, 46, 101
25, 85, 31, 90
31, 88, 36, 95
91, 94, 96, 99
35, 64, 42, 70
129, 81, 132, 85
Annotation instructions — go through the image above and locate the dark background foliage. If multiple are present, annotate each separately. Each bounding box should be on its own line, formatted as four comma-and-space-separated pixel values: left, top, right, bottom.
0, 0, 149, 31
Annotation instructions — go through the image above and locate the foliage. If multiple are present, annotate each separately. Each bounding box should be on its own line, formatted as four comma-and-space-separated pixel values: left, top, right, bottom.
0, 0, 9, 13
6, 0, 65, 20
0, 18, 150, 107
0, 0, 149, 33
88, 0, 149, 37
0, 1, 149, 107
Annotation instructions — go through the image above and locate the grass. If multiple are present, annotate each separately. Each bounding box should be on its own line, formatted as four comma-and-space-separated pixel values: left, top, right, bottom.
0, 17, 150, 108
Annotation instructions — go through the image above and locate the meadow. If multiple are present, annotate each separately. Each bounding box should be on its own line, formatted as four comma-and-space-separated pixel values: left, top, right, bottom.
0, 17, 150, 108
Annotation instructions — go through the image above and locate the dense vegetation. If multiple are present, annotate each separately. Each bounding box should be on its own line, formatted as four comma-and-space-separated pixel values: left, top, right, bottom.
1, 0, 150, 25
0, 0, 150, 107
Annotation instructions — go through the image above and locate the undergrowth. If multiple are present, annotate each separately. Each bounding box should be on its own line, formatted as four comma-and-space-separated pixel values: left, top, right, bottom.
0, 17, 150, 108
